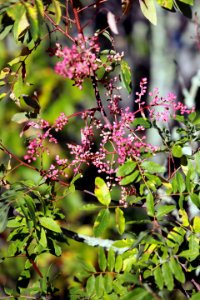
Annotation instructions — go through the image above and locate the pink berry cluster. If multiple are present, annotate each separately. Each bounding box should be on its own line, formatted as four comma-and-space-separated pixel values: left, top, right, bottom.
54, 34, 124, 89
54, 34, 99, 89
24, 113, 68, 180
24, 77, 194, 184
135, 81, 194, 122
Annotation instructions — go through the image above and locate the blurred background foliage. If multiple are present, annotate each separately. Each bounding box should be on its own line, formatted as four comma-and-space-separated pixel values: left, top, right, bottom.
0, 0, 200, 299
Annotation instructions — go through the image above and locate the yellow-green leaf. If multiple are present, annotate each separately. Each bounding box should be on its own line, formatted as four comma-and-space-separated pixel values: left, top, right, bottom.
52, 0, 62, 25
139, 0, 157, 25
39, 217, 61, 233
94, 177, 111, 206
193, 216, 200, 233
156, 0, 173, 9
115, 207, 125, 235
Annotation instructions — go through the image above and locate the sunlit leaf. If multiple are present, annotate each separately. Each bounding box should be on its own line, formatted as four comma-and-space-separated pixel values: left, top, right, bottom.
156, 0, 173, 9
139, 0, 157, 25
52, 0, 62, 24
193, 216, 200, 233
172, 144, 183, 158
40, 217, 61, 233
94, 177, 111, 206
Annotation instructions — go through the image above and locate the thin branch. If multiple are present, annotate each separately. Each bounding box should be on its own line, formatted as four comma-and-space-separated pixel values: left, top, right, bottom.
44, 11, 74, 42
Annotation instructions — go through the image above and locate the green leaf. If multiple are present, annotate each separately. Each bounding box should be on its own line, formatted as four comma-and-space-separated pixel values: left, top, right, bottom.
94, 177, 111, 206
156, 0, 173, 9
175, 172, 185, 193
179, 235, 199, 261
49, 237, 62, 256
104, 274, 113, 293
115, 207, 125, 235
0, 92, 7, 100
115, 255, 123, 273
178, 0, 193, 4
190, 194, 200, 208
169, 257, 185, 283
193, 216, 200, 233
8, 56, 22, 66
25, 195, 36, 224
13, 11, 29, 41
0, 204, 9, 233
86, 275, 95, 297
95, 274, 104, 298
154, 267, 164, 289
191, 293, 200, 300
121, 287, 153, 300
98, 247, 107, 271
11, 112, 29, 124
93, 208, 110, 237
156, 205, 176, 219
120, 59, 132, 94
52, 0, 62, 24
35, 0, 44, 28
120, 170, 140, 185
141, 161, 165, 173
116, 161, 137, 177
139, 0, 157, 25
39, 217, 61, 233
24, 3, 39, 41
0, 25, 13, 40
80, 204, 99, 211
174, 0, 193, 19
132, 117, 152, 129
146, 192, 154, 217
172, 144, 183, 158
162, 262, 174, 291
107, 248, 115, 271
39, 228, 47, 248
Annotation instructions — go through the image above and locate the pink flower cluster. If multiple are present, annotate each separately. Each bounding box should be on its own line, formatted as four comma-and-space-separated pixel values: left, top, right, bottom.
135, 78, 194, 122
54, 35, 100, 89
23, 77, 194, 184
24, 113, 69, 180
67, 107, 158, 177
54, 35, 124, 89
